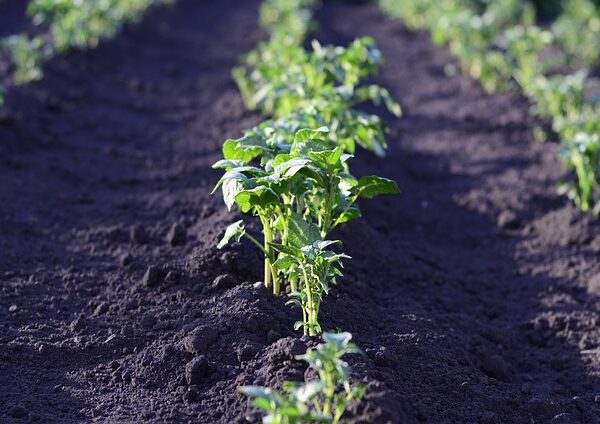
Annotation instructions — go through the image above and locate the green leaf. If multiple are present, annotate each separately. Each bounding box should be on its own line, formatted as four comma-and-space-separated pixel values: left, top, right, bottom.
250, 397, 272, 411
223, 134, 269, 163
273, 255, 296, 270
239, 386, 273, 399
323, 332, 353, 348
308, 147, 344, 170
275, 157, 313, 177
234, 186, 279, 213
293, 127, 329, 143
211, 159, 245, 170
294, 381, 324, 402
217, 220, 245, 249
354, 176, 400, 199
218, 171, 250, 211
335, 207, 361, 225
288, 213, 321, 248
313, 240, 341, 250
270, 242, 302, 257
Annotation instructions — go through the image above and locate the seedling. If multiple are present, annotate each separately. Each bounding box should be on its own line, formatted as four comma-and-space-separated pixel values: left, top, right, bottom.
234, 36, 401, 157
240, 332, 364, 424
2, 35, 48, 84
559, 130, 600, 213
1, 0, 171, 87
274, 240, 349, 336
552, 0, 600, 67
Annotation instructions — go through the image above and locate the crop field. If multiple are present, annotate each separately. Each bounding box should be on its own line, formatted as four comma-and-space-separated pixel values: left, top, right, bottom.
1, 0, 600, 422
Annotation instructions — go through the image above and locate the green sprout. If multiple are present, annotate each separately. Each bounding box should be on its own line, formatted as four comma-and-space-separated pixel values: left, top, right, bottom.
240, 332, 365, 424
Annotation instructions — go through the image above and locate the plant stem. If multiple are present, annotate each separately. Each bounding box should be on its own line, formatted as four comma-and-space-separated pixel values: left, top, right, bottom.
261, 217, 280, 294
301, 264, 316, 336
243, 233, 268, 256
321, 179, 336, 238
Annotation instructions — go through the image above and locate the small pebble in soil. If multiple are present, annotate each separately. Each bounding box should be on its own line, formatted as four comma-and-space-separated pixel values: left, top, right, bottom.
8, 305, 18, 313
497, 210, 520, 230
166, 223, 186, 246
479, 353, 510, 381
119, 253, 133, 267
267, 330, 282, 344
185, 385, 199, 402
549, 413, 575, 423
93, 302, 109, 316
213, 274, 237, 290
185, 356, 210, 385
69, 317, 87, 333
527, 397, 561, 421
579, 334, 596, 350
237, 343, 260, 362
165, 270, 180, 284
7, 405, 28, 419
374, 347, 393, 367
142, 266, 163, 288
121, 325, 134, 337
183, 326, 219, 354
130, 225, 150, 245
140, 315, 157, 328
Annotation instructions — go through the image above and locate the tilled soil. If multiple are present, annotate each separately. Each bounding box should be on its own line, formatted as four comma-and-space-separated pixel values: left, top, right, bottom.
1, 0, 600, 423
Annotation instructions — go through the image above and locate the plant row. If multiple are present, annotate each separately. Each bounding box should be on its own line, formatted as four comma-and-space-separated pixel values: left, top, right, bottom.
212, 1, 400, 421
0, 0, 172, 105
214, 0, 401, 337
380, 0, 600, 213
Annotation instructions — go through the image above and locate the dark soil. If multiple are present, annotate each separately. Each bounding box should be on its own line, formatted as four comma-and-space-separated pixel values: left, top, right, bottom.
1, 0, 600, 423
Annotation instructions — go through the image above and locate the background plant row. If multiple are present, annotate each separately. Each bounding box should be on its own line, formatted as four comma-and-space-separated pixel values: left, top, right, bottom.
0, 0, 172, 107
380, 0, 600, 214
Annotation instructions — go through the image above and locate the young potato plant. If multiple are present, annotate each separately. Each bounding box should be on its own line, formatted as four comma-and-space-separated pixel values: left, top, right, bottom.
273, 240, 349, 336
2, 0, 170, 86
259, 0, 317, 46
240, 332, 364, 424
529, 71, 587, 121
559, 132, 600, 214
552, 0, 600, 67
214, 126, 400, 299
1, 35, 49, 84
234, 37, 401, 157
499, 25, 554, 97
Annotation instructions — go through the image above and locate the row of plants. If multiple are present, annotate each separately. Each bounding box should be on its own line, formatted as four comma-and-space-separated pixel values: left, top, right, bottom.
0, 0, 171, 104
380, 0, 600, 213
213, 1, 402, 421
214, 0, 401, 336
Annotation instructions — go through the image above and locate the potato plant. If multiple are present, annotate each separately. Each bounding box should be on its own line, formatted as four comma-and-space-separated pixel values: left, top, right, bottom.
274, 240, 349, 336
213, 126, 399, 300
552, 0, 600, 67
240, 332, 364, 423
1, 0, 171, 86
234, 37, 401, 157
259, 0, 317, 46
